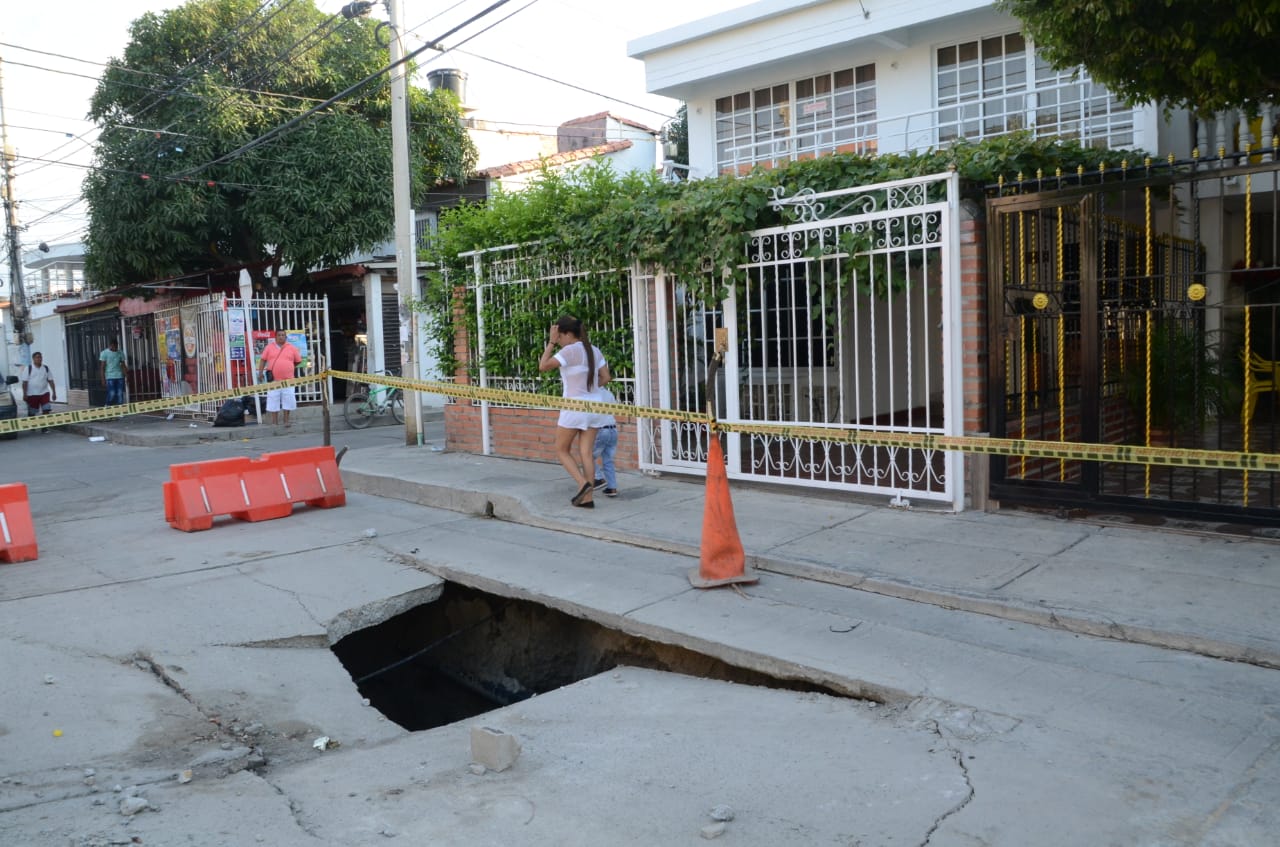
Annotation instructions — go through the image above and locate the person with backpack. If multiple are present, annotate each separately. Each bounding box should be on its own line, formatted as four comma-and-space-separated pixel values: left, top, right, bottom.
21, 351, 57, 431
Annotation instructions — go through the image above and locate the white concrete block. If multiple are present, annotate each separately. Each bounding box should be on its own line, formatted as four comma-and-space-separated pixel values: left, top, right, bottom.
469, 725, 521, 772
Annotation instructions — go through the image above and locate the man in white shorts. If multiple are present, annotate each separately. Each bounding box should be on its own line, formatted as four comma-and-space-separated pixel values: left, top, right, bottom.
257, 330, 302, 427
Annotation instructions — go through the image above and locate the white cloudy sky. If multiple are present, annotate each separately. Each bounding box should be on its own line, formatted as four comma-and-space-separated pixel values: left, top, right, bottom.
1, 0, 743, 284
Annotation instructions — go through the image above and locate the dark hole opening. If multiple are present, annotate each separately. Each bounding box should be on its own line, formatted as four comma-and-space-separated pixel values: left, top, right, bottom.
333, 582, 857, 731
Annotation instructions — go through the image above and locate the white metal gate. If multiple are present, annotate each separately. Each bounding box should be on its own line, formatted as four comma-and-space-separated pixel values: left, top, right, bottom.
640, 172, 964, 507
152, 293, 331, 419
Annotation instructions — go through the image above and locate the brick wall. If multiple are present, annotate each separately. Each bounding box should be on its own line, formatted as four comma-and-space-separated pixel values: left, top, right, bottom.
960, 203, 987, 438
444, 278, 641, 468
445, 400, 641, 470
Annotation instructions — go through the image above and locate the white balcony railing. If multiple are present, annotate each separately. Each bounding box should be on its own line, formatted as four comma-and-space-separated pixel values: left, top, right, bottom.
716, 80, 1276, 175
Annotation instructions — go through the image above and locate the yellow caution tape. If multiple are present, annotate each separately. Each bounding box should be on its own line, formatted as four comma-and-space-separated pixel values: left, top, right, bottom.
333, 370, 1280, 474
9, 368, 1277, 474
0, 374, 324, 435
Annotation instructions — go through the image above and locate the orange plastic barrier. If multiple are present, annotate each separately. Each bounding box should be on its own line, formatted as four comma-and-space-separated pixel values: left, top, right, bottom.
163, 446, 346, 532
688, 434, 757, 589
0, 482, 39, 563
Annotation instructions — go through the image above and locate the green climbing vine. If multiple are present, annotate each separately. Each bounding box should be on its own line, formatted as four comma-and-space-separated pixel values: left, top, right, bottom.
420, 132, 1142, 382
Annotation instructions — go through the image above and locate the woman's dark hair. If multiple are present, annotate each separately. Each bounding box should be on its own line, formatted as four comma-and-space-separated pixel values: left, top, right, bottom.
555, 314, 595, 390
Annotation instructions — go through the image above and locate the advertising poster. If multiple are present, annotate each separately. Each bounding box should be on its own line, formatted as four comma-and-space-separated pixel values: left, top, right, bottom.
253, 331, 309, 367
227, 309, 247, 362
180, 303, 199, 358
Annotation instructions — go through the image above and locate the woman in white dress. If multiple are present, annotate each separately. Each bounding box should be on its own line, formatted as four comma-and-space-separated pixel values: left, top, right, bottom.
538, 315, 612, 508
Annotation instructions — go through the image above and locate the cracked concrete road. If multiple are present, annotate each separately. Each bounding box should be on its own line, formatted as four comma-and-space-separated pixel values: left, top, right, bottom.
2, 430, 1278, 845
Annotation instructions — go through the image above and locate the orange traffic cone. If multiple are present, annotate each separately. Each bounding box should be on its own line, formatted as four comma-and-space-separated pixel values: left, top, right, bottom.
689, 432, 758, 588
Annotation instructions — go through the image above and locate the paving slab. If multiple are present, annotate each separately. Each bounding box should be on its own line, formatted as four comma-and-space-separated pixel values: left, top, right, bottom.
4, 435, 1279, 845
342, 445, 1280, 667
273, 667, 968, 847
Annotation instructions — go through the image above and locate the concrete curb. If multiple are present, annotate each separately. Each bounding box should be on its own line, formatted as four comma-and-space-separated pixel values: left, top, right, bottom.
342, 466, 1280, 671
58, 407, 444, 446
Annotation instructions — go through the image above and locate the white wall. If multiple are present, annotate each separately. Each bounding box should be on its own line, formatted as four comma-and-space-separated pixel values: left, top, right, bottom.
636, 0, 1172, 179
27, 304, 69, 407
468, 119, 558, 171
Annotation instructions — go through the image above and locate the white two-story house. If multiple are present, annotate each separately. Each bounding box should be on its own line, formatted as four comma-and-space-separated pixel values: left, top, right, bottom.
624, 0, 1280, 520
629, 0, 1272, 177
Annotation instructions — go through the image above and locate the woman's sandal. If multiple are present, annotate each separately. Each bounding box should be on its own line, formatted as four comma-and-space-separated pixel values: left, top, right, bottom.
573, 500, 595, 509
571, 481, 593, 506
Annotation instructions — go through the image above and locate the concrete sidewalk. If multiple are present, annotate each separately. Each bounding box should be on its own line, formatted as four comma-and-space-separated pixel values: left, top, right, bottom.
3, 433, 1276, 845
31, 403, 441, 446
340, 446, 1280, 669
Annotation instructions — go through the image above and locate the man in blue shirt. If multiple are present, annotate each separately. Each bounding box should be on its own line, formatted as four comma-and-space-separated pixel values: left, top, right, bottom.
99, 340, 129, 406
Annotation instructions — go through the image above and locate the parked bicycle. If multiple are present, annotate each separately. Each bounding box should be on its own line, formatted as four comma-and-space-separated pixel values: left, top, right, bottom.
343, 370, 404, 429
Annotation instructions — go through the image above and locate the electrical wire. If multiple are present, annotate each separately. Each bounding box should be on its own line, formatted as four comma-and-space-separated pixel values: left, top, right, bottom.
13, 153, 281, 190
174, 0, 519, 177
95, 8, 363, 176
8, 0, 306, 179
2, 56, 338, 107
452, 46, 675, 120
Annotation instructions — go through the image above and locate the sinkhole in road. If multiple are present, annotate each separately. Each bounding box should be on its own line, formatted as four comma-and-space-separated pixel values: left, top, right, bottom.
332, 581, 855, 731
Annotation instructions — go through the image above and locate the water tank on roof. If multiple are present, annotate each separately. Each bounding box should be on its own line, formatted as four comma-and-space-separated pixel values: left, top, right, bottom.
427, 69, 467, 105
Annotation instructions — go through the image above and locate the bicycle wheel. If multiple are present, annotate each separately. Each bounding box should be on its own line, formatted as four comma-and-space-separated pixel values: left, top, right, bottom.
344, 392, 373, 429
389, 390, 404, 424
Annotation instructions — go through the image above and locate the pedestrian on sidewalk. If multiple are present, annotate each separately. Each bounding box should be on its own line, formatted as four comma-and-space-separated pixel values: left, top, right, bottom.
591, 386, 619, 497
538, 315, 611, 509
98, 340, 128, 406
257, 330, 302, 428
21, 351, 56, 430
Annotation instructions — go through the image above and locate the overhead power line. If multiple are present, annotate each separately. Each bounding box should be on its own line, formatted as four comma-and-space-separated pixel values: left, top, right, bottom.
14, 152, 280, 190
3, 58, 336, 108
178, 0, 518, 177
451, 46, 676, 121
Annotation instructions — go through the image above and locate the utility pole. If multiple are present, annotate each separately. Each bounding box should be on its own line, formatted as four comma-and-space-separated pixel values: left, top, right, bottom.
386, 0, 420, 445
0, 55, 32, 363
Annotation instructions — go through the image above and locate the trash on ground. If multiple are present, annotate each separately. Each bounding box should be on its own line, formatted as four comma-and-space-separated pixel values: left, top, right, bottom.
313, 736, 339, 751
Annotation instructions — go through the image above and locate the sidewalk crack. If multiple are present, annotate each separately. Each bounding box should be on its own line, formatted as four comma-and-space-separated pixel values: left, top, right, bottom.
918, 720, 975, 846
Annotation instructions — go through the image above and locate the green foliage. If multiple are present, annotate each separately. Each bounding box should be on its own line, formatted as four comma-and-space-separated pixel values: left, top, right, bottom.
423, 134, 1136, 378
669, 104, 689, 166
84, 0, 476, 289
1125, 319, 1224, 434
998, 0, 1280, 113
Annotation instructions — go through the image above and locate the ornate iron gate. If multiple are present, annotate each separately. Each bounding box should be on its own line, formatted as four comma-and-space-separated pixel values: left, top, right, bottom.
153, 294, 330, 419
640, 172, 965, 506
988, 154, 1280, 520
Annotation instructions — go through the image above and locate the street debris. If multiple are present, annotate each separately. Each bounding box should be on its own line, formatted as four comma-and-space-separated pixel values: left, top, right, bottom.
118, 795, 149, 816
43, 674, 56, 684
313, 735, 339, 751
700, 822, 727, 839
177, 769, 193, 784
470, 725, 521, 772
362, 528, 378, 538
709, 805, 735, 822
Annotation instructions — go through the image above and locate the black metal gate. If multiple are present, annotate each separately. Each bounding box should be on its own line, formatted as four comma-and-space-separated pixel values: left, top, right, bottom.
987, 154, 1280, 521
64, 311, 120, 407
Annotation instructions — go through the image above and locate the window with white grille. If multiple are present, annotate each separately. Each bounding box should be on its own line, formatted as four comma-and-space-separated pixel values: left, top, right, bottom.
936, 32, 1134, 148
715, 65, 877, 175
1033, 54, 1134, 147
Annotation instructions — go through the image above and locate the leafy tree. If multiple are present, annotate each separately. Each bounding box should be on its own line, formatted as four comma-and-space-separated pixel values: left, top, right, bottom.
85, 0, 476, 289
998, 0, 1280, 113
669, 104, 689, 166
